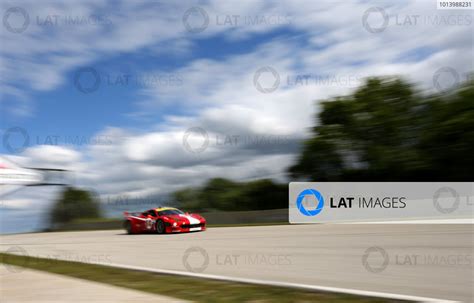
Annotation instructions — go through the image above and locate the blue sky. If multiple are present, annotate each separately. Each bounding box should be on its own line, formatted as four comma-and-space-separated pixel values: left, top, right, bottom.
1, 22, 305, 146
0, 0, 472, 232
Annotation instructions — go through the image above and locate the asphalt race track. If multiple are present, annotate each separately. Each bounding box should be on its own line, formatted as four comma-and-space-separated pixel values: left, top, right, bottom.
1, 225, 473, 302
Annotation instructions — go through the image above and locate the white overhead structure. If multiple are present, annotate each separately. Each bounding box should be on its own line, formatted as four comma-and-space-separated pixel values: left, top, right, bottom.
0, 156, 70, 197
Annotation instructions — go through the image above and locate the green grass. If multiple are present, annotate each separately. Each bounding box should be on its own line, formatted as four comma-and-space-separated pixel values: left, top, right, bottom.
0, 253, 404, 303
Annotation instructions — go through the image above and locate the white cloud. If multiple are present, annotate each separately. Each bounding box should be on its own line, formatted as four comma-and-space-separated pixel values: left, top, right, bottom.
23, 145, 82, 169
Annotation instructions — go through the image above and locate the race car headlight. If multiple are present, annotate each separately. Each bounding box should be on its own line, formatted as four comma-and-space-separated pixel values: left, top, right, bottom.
173, 222, 177, 227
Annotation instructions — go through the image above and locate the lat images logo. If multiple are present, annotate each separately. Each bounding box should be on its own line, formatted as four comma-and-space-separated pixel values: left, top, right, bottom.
296, 189, 324, 216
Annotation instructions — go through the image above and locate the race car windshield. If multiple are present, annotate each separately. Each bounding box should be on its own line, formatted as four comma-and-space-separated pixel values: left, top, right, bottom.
159, 209, 184, 216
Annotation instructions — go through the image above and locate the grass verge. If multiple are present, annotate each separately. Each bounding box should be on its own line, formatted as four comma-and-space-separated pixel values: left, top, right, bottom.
0, 253, 403, 303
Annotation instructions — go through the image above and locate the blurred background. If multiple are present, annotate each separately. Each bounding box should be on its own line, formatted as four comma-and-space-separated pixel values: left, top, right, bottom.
0, 0, 472, 233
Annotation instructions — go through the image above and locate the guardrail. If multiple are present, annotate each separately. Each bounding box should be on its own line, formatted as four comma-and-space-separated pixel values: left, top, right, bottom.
51, 209, 288, 231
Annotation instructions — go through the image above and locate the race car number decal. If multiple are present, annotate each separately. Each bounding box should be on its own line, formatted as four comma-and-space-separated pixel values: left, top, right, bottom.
145, 218, 154, 230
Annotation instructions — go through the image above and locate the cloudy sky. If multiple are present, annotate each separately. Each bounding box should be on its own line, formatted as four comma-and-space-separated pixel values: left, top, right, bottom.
0, 0, 472, 232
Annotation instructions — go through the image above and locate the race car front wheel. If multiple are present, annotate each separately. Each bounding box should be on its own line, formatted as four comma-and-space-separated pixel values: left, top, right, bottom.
156, 220, 166, 234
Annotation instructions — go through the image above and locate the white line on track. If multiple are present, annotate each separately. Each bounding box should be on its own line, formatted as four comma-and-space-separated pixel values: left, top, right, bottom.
337, 218, 473, 224
84, 261, 459, 303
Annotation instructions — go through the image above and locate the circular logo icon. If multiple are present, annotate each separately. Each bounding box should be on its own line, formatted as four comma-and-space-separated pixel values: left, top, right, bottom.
182, 127, 209, 153
433, 67, 460, 92
253, 66, 280, 93
182, 7, 209, 33
182, 246, 209, 273
433, 187, 460, 214
2, 246, 29, 273
74, 67, 101, 94
3, 7, 29, 34
362, 7, 389, 34
296, 189, 324, 217
2, 126, 29, 153
362, 246, 389, 273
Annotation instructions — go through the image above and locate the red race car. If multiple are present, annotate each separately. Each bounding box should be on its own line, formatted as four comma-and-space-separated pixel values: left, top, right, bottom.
123, 207, 206, 234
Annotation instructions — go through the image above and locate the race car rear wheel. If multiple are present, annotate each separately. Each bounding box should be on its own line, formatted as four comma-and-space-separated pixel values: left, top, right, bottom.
124, 221, 132, 234
156, 220, 166, 234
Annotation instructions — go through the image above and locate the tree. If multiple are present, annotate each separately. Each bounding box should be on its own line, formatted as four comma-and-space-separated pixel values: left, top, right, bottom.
419, 80, 474, 180
50, 187, 101, 226
290, 77, 474, 181
173, 178, 287, 211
